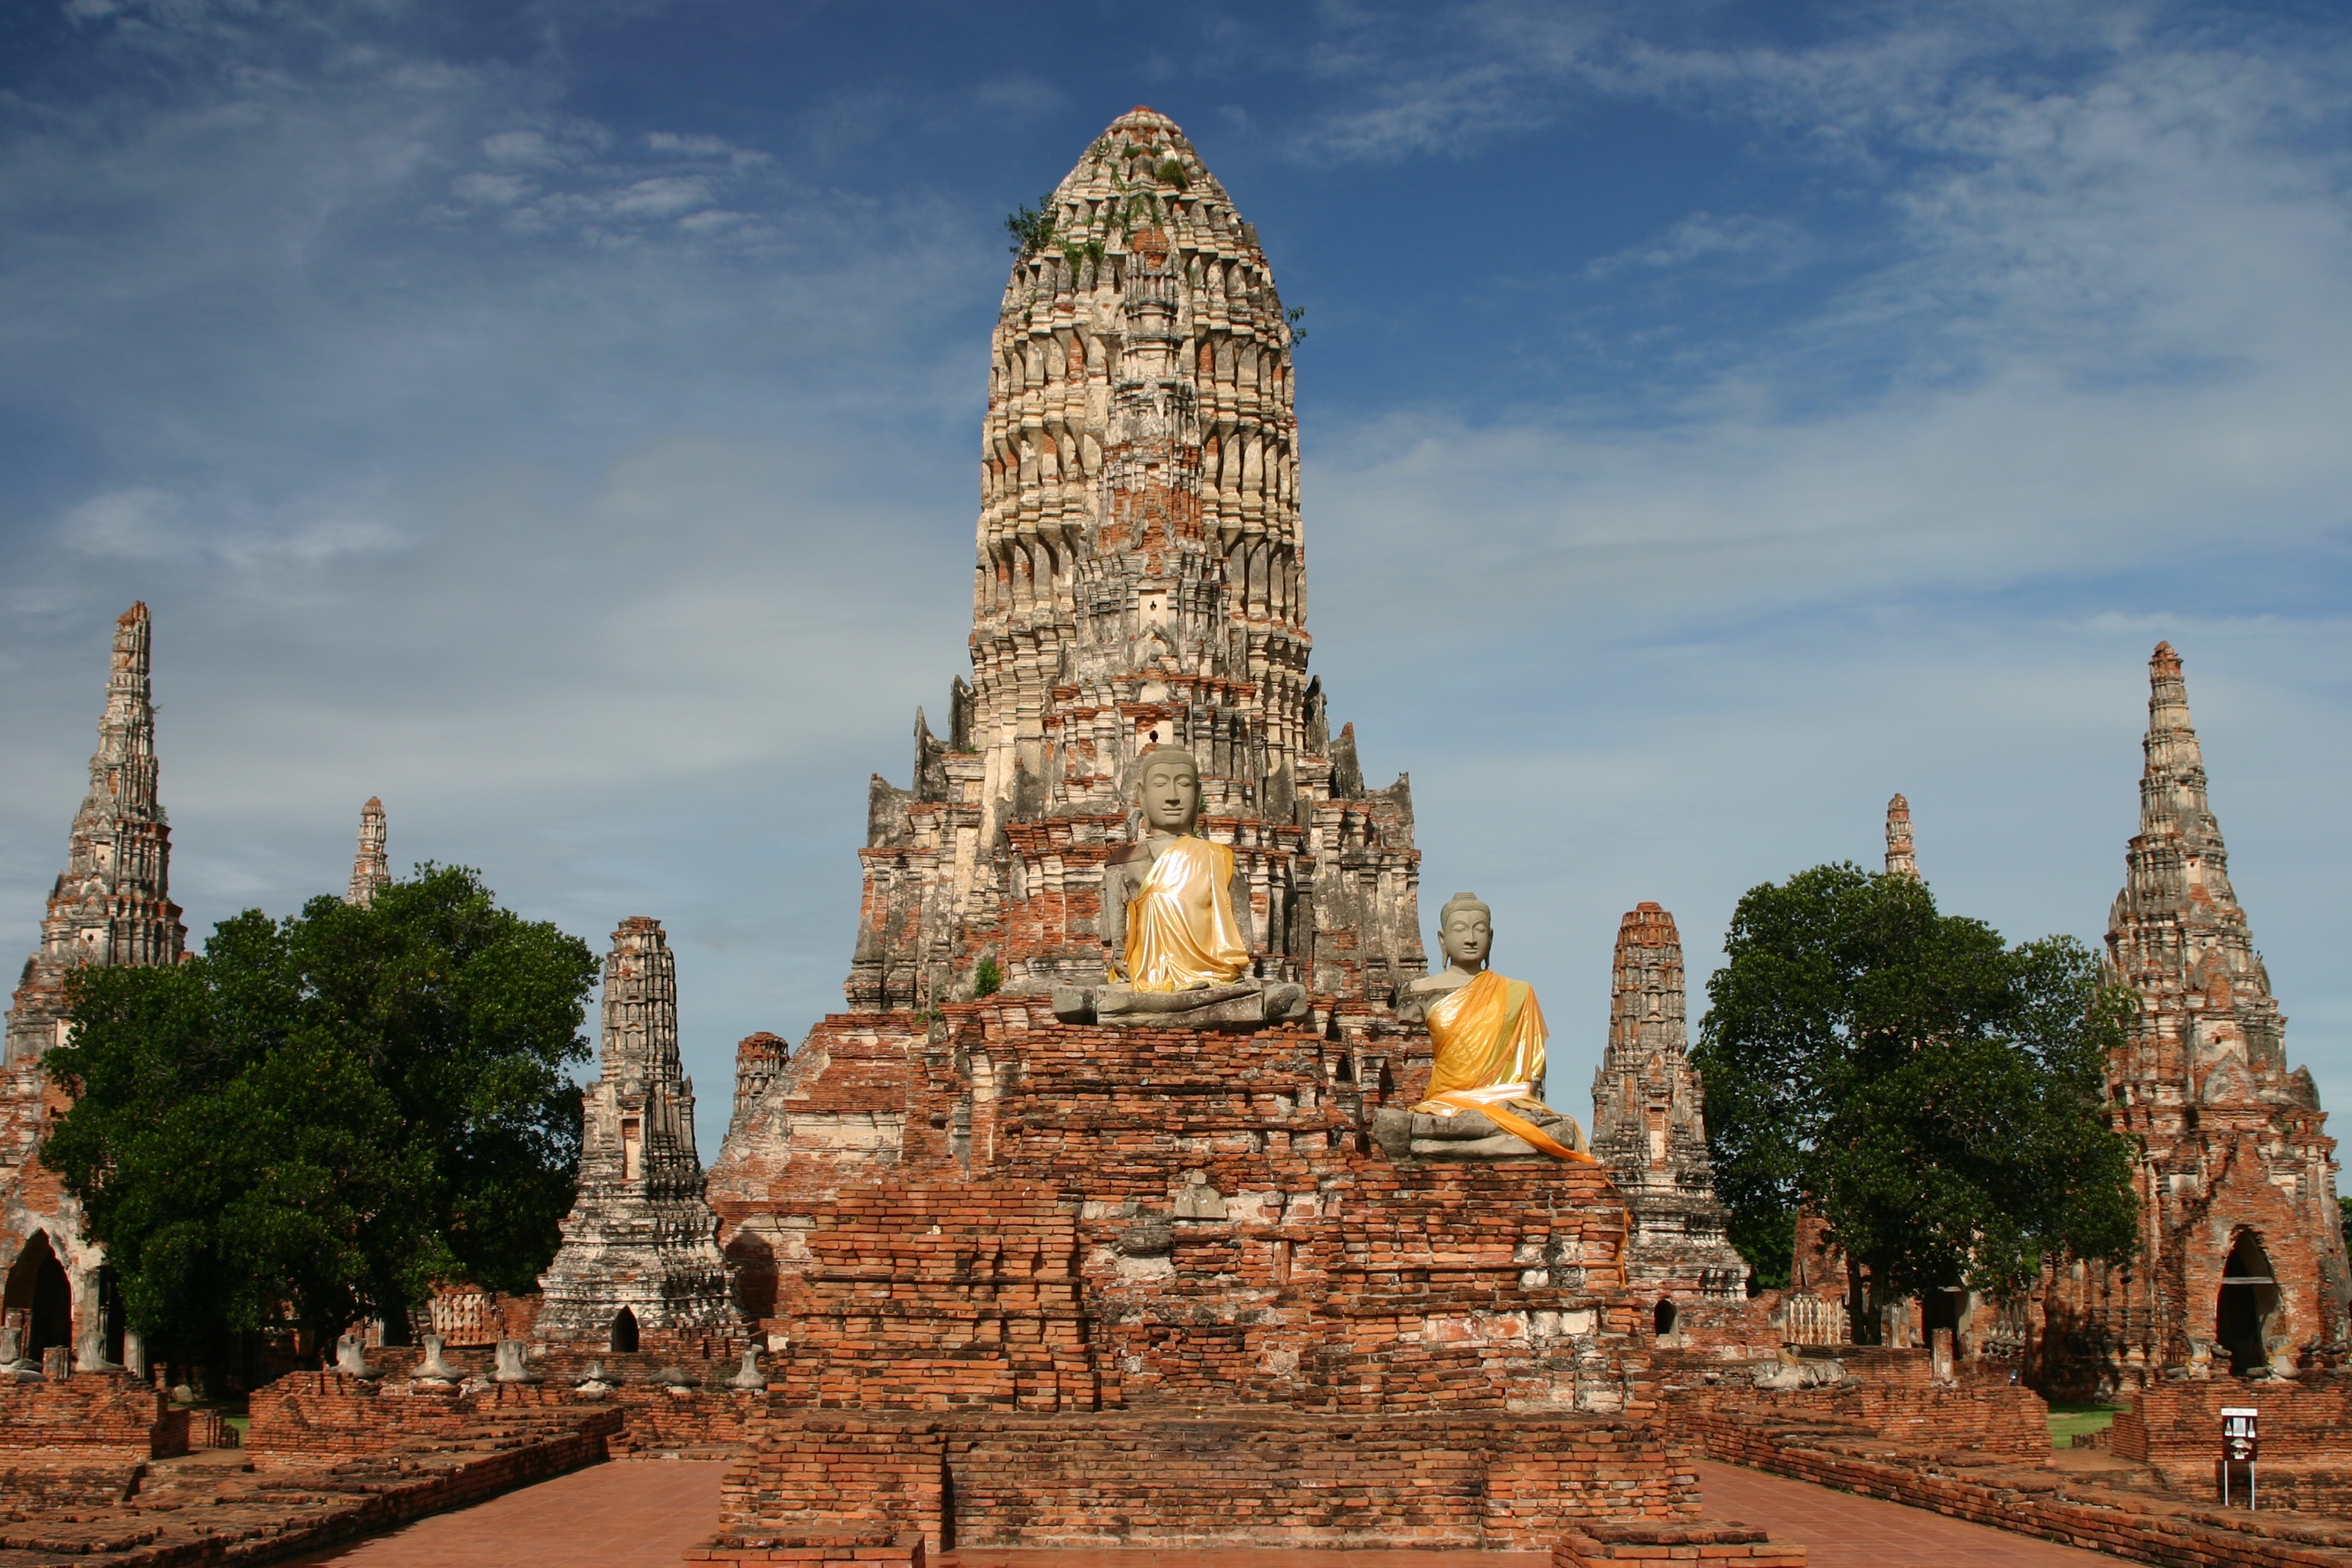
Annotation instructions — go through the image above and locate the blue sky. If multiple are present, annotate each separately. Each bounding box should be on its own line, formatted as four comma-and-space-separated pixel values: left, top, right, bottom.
3, 1, 2347, 1155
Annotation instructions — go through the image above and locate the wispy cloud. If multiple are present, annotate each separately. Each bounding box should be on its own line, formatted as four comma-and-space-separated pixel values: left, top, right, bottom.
1584, 212, 1815, 280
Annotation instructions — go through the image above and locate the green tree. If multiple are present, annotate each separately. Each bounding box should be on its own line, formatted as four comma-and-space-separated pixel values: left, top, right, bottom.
1692, 863, 2140, 1341
44, 866, 597, 1361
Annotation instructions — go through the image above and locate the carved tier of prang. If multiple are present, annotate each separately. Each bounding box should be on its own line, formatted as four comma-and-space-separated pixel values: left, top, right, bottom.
700, 109, 1695, 1552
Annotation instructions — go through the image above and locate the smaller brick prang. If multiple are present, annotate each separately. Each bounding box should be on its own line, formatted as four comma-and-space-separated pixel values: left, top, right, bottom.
536, 918, 740, 1352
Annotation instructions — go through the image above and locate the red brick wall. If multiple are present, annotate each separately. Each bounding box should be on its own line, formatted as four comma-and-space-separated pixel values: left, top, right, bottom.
2109, 1376, 2352, 1484
0, 1371, 183, 1458
1661, 1349, 2050, 1458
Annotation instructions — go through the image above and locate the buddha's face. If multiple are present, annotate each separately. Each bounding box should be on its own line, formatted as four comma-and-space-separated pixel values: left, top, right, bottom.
1140, 756, 1202, 834
1440, 909, 1491, 969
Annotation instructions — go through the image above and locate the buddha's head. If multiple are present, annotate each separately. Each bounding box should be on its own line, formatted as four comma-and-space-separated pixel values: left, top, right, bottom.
1437, 891, 1492, 972
1136, 746, 1204, 835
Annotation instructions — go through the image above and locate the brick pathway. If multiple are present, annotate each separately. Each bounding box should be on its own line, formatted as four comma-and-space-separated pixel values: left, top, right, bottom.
1695, 1459, 2114, 1565
279, 1458, 728, 1568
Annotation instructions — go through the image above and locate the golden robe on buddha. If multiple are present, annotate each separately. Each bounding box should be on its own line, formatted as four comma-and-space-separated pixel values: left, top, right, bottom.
1122, 835, 1251, 992
1414, 969, 1590, 1162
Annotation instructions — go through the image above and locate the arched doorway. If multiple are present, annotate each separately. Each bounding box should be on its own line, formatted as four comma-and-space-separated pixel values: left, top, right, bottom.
609, 1307, 639, 1354
1653, 1298, 1678, 1337
3, 1233, 74, 1357
2216, 1232, 2280, 1376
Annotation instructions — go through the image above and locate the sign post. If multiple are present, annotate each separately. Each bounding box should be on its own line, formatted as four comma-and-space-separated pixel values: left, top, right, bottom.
2220, 1406, 2259, 1509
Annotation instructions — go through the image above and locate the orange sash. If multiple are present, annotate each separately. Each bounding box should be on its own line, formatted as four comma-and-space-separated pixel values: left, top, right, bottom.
1122, 835, 1250, 991
1415, 971, 1592, 1163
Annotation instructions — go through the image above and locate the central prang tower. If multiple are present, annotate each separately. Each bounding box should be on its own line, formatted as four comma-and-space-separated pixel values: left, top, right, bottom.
851, 106, 1420, 1018
706, 109, 1690, 1559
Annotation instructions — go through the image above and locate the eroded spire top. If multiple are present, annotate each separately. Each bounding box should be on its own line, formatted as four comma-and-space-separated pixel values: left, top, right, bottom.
347, 797, 390, 907
1884, 793, 1918, 880
2140, 640, 2212, 848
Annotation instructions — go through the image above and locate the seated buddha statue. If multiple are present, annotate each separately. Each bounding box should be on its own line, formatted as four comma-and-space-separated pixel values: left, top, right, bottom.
1052, 746, 1307, 1027
1376, 891, 1591, 1161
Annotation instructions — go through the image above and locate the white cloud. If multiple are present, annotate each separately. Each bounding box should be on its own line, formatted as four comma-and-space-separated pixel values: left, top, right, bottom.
605, 174, 714, 218
57, 485, 403, 568
449, 170, 530, 207
482, 130, 567, 168
1584, 212, 1815, 279
58, 488, 186, 560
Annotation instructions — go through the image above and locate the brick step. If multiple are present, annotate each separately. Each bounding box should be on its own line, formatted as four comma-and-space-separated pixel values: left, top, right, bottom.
944, 1423, 1496, 1548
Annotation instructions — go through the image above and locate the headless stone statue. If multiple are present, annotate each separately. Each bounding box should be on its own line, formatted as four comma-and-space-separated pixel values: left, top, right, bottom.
1054, 746, 1308, 1028
1375, 892, 1592, 1161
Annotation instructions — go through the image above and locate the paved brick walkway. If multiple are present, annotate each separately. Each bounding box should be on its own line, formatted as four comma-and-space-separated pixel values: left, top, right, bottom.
1695, 1459, 2114, 1565
279, 1458, 728, 1568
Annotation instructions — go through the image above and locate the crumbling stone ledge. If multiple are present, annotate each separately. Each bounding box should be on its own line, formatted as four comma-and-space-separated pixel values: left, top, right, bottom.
1554, 1517, 1808, 1566
1690, 1408, 2352, 1568
684, 1530, 925, 1568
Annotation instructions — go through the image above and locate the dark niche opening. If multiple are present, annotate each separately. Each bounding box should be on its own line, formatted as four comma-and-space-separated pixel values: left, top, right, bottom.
2216, 1231, 2280, 1376
1654, 1298, 1678, 1337
609, 1306, 640, 1354
4, 1232, 73, 1356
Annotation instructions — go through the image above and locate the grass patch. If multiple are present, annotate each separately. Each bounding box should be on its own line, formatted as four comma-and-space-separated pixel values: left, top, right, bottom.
2047, 1400, 2125, 1449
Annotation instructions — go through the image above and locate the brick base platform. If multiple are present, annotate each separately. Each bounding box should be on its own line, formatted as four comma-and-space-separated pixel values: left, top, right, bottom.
710, 1407, 1704, 1554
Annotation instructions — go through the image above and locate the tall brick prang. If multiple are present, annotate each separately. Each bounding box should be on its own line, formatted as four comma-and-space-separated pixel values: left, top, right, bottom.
697, 110, 1715, 1554
1588, 903, 1748, 1312
838, 106, 1423, 1020
2038, 642, 2350, 1390
2, 604, 188, 1367
345, 796, 389, 907
1883, 793, 1917, 880
5, 603, 186, 1065
535, 918, 737, 1351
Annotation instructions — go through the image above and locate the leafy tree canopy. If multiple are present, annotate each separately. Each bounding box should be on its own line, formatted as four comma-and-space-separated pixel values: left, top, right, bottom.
44, 866, 597, 1357
1691, 863, 2139, 1334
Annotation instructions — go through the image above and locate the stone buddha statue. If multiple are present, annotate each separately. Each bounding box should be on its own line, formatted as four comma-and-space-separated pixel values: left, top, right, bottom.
1053, 746, 1307, 1027
1374, 892, 1591, 1161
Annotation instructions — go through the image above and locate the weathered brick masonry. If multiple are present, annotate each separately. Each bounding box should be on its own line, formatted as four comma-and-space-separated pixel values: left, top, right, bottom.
0, 1370, 188, 1461
724, 1408, 1694, 1550
0, 1365, 625, 1567
2111, 1375, 2352, 1504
